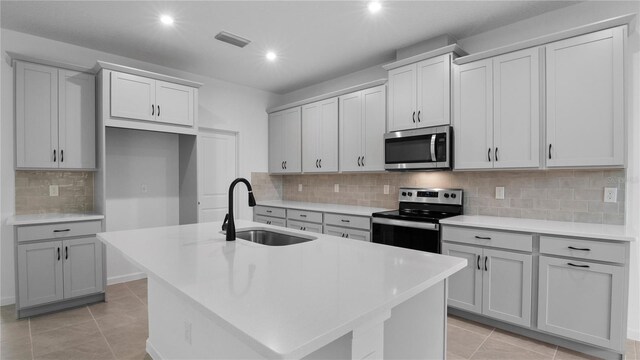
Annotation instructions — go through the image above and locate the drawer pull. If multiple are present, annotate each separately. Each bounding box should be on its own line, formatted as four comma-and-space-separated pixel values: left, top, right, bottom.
299, 214, 307, 218
341, 219, 350, 223
567, 263, 590, 268
474, 236, 491, 240
65, 246, 68, 260
57, 247, 60, 261
568, 246, 591, 251
53, 229, 71, 233
266, 210, 272, 213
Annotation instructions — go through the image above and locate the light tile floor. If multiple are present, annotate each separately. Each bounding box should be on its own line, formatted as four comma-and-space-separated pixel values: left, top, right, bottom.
1, 279, 638, 359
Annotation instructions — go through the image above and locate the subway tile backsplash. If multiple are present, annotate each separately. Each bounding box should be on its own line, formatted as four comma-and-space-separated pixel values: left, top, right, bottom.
252, 169, 626, 225
15, 171, 94, 215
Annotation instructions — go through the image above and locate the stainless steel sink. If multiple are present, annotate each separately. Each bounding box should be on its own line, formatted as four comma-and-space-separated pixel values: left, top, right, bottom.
235, 228, 316, 246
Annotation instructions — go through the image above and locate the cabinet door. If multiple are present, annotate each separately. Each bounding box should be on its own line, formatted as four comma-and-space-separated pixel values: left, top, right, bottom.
58, 70, 96, 169
441, 243, 482, 313
15, 62, 59, 168
63, 237, 104, 299
388, 64, 417, 131
318, 98, 339, 172
268, 111, 285, 174
546, 27, 624, 167
416, 54, 450, 127
324, 226, 346, 238
282, 107, 302, 173
339, 91, 363, 172
453, 59, 494, 169
361, 85, 386, 171
156, 80, 194, 127
344, 228, 371, 242
482, 249, 532, 327
493, 48, 540, 169
301, 102, 320, 172
538, 256, 624, 351
17, 241, 64, 308
110, 71, 156, 121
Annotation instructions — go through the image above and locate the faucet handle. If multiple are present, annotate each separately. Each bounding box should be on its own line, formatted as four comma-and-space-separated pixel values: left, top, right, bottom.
222, 213, 229, 231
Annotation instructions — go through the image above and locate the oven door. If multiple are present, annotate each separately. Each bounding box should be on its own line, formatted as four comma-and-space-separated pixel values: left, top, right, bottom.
371, 218, 440, 253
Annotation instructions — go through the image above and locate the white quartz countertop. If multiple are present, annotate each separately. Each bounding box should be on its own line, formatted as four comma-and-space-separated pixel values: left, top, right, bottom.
97, 220, 466, 359
440, 215, 636, 242
257, 200, 391, 216
7, 213, 105, 226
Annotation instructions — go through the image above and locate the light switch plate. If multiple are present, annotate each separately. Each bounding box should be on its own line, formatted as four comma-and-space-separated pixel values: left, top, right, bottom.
298, 184, 302, 192
334, 184, 339, 193
383, 185, 390, 195
49, 185, 59, 197
604, 187, 617, 203
495, 187, 505, 200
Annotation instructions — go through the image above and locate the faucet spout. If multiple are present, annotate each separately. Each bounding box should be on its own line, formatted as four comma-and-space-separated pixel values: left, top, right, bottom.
224, 178, 256, 241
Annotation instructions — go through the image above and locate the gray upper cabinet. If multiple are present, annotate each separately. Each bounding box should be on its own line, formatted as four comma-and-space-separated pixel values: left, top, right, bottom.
302, 98, 338, 173
269, 107, 302, 174
17, 241, 64, 308
15, 61, 96, 170
545, 27, 624, 168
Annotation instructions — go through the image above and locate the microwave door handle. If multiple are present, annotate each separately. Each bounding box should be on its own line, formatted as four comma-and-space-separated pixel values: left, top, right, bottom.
430, 135, 437, 162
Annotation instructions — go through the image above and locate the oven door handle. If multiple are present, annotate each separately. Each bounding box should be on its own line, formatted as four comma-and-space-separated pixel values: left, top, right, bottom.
372, 217, 439, 231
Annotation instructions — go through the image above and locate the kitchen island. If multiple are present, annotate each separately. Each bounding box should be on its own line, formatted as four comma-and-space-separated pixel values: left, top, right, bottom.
97, 220, 466, 359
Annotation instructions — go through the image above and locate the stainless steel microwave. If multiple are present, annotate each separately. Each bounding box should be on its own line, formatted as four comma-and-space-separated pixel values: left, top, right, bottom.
384, 126, 452, 170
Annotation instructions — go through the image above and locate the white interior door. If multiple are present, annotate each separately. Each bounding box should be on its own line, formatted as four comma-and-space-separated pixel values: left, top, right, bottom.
198, 130, 238, 223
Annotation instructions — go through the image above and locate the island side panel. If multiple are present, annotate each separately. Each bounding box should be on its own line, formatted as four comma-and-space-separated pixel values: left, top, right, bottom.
383, 279, 447, 359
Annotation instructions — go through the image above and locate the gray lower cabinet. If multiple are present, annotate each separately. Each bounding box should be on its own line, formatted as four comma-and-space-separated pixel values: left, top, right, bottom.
254, 214, 286, 227
442, 242, 532, 327
537, 256, 625, 351
287, 219, 323, 234
18, 237, 103, 308
324, 225, 371, 241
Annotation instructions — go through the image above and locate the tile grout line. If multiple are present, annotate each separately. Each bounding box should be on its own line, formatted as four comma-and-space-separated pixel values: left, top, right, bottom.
467, 328, 494, 359
552, 345, 558, 360
28, 317, 34, 360
125, 281, 147, 306
88, 305, 117, 360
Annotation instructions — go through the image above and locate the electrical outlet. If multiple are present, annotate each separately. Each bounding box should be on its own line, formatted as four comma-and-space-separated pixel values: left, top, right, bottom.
334, 184, 339, 193
604, 187, 617, 203
495, 187, 505, 200
383, 185, 390, 195
298, 184, 302, 192
184, 321, 192, 345
49, 185, 59, 197
141, 184, 148, 193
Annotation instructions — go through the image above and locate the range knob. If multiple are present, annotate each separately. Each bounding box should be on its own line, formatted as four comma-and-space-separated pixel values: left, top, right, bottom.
407, 192, 413, 197
402, 192, 407, 196
444, 193, 450, 198
451, 193, 457, 199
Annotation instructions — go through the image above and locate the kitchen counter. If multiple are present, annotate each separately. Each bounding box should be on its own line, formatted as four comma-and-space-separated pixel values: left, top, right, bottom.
257, 200, 391, 217
7, 213, 105, 225
440, 215, 636, 242
98, 220, 466, 359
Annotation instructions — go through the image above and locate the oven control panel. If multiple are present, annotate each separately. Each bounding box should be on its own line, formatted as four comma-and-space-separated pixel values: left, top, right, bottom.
398, 188, 463, 205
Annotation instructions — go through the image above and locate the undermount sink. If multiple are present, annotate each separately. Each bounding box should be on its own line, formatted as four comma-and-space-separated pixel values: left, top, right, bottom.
234, 228, 316, 246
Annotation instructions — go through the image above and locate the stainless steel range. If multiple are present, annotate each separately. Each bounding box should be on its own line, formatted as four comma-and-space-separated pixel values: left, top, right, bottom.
371, 188, 463, 253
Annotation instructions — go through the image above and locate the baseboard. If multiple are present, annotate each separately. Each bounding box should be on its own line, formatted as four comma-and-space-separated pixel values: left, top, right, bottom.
628, 328, 640, 341
146, 339, 161, 360
1, 296, 16, 306
107, 272, 147, 285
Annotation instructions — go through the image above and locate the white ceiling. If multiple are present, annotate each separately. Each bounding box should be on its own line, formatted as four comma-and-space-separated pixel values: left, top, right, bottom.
1, 1, 579, 94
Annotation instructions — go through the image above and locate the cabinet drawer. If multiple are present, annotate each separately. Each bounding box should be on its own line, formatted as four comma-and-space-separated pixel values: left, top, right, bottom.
442, 226, 532, 252
540, 236, 626, 264
324, 213, 370, 230
254, 206, 286, 218
17, 220, 102, 243
254, 215, 286, 228
324, 225, 371, 242
287, 209, 323, 224
287, 220, 322, 234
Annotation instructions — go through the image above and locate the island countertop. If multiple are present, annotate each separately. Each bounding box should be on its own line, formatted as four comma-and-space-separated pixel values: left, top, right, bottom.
97, 220, 466, 359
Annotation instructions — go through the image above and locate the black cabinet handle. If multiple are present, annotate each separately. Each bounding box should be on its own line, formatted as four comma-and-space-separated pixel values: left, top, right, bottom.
357, 156, 361, 166
417, 110, 421, 122
152, 104, 154, 115
549, 144, 552, 159
341, 219, 350, 223
487, 148, 491, 162
346, 234, 349, 238
60, 150, 64, 163
57, 247, 60, 261
484, 256, 488, 271
65, 246, 68, 260
284, 161, 287, 169
568, 263, 590, 268
474, 235, 491, 240
412, 111, 416, 123
53, 149, 56, 162
282, 161, 284, 169
316, 159, 319, 168
300, 227, 304, 230
568, 246, 591, 251
477, 255, 481, 270
53, 229, 71, 233
361, 156, 364, 166
319, 159, 321, 168
299, 214, 307, 218
341, 233, 345, 237
266, 210, 272, 213
495, 147, 498, 162
157, 105, 160, 116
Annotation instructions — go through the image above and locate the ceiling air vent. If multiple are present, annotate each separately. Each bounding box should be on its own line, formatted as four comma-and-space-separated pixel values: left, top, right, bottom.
214, 31, 251, 48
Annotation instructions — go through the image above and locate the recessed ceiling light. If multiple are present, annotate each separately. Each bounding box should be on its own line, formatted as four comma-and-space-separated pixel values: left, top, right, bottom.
266, 51, 277, 61
160, 14, 174, 25
368, 1, 382, 13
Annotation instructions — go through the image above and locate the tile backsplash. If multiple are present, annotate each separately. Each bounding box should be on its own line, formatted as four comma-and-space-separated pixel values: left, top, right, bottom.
252, 169, 626, 225
15, 171, 95, 215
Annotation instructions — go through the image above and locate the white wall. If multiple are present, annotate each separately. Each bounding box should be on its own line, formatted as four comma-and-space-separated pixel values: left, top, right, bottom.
0, 29, 281, 303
